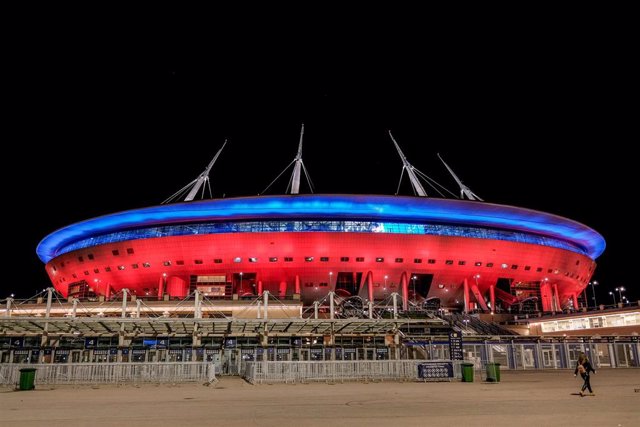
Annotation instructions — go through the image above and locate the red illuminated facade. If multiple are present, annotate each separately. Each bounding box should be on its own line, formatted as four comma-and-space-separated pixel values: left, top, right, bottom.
38, 195, 605, 313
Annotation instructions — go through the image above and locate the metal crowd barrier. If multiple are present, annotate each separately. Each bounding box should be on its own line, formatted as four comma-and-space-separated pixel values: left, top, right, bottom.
243, 360, 465, 384
0, 362, 214, 387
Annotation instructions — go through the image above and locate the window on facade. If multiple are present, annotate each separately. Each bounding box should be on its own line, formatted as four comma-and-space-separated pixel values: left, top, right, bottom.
427, 259, 435, 264
214, 259, 223, 264
501, 263, 508, 269
87, 254, 94, 260
112, 250, 120, 256
284, 257, 294, 262
269, 257, 278, 262
305, 256, 314, 262
414, 258, 423, 264
320, 257, 329, 262
78, 256, 84, 263
395, 258, 403, 263
486, 263, 494, 267
548, 269, 553, 273
176, 260, 184, 265
249, 258, 258, 263
118, 265, 125, 270
536, 267, 543, 272
104, 267, 111, 272
163, 261, 171, 267
72, 274, 77, 278
511, 265, 518, 270
194, 260, 203, 265
52, 266, 57, 272
524, 266, 531, 271
319, 282, 328, 287
475, 261, 482, 267
458, 261, 466, 266
143, 262, 151, 268
340, 257, 349, 262
93, 268, 99, 274
356, 257, 364, 262
233, 257, 242, 263
83, 271, 89, 275
126, 248, 134, 255
445, 260, 453, 265
132, 264, 139, 269
376, 257, 384, 263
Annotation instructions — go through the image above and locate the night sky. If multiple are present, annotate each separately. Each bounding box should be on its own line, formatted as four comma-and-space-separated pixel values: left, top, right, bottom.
4, 25, 636, 306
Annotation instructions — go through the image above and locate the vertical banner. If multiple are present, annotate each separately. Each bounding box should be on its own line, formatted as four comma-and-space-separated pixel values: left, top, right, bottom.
449, 331, 463, 360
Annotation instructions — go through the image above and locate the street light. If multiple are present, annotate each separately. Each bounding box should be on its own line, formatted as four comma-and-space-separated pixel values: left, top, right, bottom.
411, 275, 417, 302
608, 291, 616, 306
239, 272, 243, 292
329, 271, 333, 287
384, 275, 388, 289
588, 281, 598, 308
615, 287, 625, 304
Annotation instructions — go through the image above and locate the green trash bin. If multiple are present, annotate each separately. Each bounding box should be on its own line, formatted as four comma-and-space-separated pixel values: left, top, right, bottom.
461, 363, 474, 382
18, 368, 37, 390
485, 363, 500, 382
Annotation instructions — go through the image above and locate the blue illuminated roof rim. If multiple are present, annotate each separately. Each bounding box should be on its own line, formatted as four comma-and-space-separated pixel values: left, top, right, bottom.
37, 194, 606, 262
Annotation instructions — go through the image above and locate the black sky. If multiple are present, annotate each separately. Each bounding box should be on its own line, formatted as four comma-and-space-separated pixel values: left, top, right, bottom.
4, 19, 637, 305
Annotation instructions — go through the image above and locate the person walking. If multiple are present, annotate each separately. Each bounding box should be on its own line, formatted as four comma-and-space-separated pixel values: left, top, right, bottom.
574, 353, 596, 396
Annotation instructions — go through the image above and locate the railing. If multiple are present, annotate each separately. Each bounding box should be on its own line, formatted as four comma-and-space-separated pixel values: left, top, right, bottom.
0, 361, 214, 387
243, 360, 464, 384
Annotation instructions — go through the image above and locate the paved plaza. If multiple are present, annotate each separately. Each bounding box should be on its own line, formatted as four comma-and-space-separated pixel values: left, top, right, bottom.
1, 369, 638, 426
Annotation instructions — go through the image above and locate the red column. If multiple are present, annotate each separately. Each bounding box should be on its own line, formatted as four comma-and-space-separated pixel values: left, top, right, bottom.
294, 275, 300, 294
258, 280, 263, 295
365, 271, 374, 302
572, 293, 579, 310
463, 278, 470, 313
553, 283, 561, 312
400, 272, 408, 311
157, 276, 164, 299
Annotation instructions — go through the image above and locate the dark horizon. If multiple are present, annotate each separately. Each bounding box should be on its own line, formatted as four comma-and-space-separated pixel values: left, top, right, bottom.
5, 28, 635, 306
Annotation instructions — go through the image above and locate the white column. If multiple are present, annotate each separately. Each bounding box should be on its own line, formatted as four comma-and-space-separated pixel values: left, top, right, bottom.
121, 289, 128, 318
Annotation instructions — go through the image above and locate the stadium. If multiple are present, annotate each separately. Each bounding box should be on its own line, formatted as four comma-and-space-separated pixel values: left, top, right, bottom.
36, 132, 605, 315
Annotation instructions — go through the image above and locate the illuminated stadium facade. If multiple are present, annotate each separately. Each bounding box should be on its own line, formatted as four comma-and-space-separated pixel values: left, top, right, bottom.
37, 132, 605, 314
37, 194, 604, 313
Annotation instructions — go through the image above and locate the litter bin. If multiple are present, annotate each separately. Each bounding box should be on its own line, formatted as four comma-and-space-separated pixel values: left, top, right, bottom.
461, 363, 474, 382
485, 363, 500, 382
19, 368, 37, 390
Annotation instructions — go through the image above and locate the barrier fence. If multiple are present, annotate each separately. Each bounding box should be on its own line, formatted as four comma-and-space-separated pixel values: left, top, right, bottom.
243, 360, 465, 384
0, 361, 214, 387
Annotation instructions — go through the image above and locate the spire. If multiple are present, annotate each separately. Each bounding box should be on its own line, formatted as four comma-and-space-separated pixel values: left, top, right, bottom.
389, 131, 428, 197
162, 140, 228, 204
438, 153, 483, 201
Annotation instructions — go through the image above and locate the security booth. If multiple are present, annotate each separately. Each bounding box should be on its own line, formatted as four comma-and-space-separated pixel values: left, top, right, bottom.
120, 348, 130, 362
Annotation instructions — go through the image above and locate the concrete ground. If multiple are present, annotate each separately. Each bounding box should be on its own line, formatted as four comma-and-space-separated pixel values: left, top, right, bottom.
1, 369, 639, 427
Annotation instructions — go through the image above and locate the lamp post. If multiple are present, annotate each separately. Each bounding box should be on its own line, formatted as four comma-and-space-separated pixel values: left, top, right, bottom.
608, 291, 616, 306
329, 271, 333, 287
615, 287, 625, 304
588, 281, 598, 308
411, 275, 417, 302
239, 272, 243, 292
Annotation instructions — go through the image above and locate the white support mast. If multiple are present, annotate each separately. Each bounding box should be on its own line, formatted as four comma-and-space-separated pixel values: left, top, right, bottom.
437, 153, 483, 201
389, 131, 428, 197
290, 124, 305, 195
162, 140, 228, 203
261, 124, 314, 195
